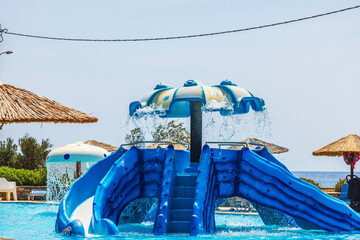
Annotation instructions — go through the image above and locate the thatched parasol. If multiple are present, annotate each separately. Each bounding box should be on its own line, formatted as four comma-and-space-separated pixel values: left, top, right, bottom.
0, 82, 97, 128
313, 134, 360, 179
313, 134, 360, 157
228, 138, 289, 154
146, 139, 188, 150
84, 140, 118, 152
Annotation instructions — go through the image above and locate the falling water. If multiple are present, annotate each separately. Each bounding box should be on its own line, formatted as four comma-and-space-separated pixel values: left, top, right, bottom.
254, 109, 272, 140
203, 106, 272, 144
46, 162, 94, 202
126, 101, 272, 146
123, 104, 183, 145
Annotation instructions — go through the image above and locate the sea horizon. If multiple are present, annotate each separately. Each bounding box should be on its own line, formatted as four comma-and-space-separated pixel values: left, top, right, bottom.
293, 171, 349, 188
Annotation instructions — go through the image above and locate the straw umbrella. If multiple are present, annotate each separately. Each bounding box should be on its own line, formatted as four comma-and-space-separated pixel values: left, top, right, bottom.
313, 134, 360, 179
0, 81, 97, 128
228, 138, 289, 154
84, 140, 117, 152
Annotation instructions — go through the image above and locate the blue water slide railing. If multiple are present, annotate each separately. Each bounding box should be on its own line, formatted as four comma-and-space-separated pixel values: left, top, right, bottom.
239, 148, 360, 231
190, 145, 214, 236
89, 146, 176, 235
55, 147, 127, 235
154, 146, 176, 234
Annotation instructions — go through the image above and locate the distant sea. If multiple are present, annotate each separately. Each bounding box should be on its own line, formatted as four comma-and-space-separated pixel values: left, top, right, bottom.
293, 171, 349, 188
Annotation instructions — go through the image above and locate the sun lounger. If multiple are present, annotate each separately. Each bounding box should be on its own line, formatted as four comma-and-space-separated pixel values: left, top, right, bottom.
28, 190, 47, 200
0, 178, 17, 201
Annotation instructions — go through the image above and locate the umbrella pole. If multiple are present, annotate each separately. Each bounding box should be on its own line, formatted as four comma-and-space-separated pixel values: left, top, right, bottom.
350, 165, 354, 207
190, 101, 202, 163
76, 161, 81, 179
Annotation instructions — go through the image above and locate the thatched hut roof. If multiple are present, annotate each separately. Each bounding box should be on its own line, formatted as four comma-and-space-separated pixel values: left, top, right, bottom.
228, 138, 289, 154
0, 82, 98, 126
84, 140, 118, 152
312, 134, 360, 157
146, 139, 188, 150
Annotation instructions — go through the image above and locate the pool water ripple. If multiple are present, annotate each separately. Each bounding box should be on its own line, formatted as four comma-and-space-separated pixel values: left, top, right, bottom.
1, 203, 360, 240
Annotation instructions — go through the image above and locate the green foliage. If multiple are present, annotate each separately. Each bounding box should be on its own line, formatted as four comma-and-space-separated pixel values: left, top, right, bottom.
335, 178, 346, 192
125, 120, 190, 145
152, 120, 190, 144
300, 177, 321, 188
0, 138, 18, 167
9, 134, 52, 170
61, 168, 76, 187
125, 127, 145, 144
0, 166, 47, 186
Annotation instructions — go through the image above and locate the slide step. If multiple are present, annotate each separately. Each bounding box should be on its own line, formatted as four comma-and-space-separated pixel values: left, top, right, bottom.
169, 209, 193, 221
174, 186, 196, 198
175, 175, 197, 186
172, 198, 194, 209
168, 221, 190, 233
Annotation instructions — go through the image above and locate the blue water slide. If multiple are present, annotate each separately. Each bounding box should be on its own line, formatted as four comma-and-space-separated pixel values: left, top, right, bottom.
239, 148, 360, 231
89, 146, 176, 235
55, 147, 127, 235
191, 146, 360, 236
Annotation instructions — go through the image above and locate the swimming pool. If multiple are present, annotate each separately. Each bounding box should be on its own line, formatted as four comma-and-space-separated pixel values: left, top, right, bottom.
0, 203, 359, 240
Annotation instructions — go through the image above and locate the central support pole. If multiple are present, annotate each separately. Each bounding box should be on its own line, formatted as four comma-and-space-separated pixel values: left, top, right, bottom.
190, 101, 202, 163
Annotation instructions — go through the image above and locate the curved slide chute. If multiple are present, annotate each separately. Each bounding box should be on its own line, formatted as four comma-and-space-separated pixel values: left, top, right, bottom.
239, 148, 360, 231
56, 146, 176, 236
191, 146, 360, 235
89, 146, 176, 235
55, 147, 127, 235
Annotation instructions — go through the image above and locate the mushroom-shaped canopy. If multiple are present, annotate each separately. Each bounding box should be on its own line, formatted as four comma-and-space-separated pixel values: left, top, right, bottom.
129, 80, 265, 118
47, 141, 110, 163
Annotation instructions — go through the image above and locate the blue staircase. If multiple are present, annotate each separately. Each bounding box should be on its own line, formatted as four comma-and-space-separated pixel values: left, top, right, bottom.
168, 173, 197, 233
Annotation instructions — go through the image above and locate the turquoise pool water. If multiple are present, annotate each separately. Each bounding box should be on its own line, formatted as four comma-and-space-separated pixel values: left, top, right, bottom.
0, 203, 359, 240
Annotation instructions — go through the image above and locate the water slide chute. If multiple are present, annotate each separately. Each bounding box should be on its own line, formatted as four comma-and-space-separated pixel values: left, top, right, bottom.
55, 146, 178, 235
190, 145, 360, 235
55, 147, 127, 235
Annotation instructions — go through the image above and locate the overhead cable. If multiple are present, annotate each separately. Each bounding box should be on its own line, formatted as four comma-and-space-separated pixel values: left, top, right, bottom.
1, 5, 359, 42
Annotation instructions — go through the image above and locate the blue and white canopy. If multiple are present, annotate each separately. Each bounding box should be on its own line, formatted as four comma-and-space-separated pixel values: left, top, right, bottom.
47, 142, 109, 163
129, 80, 265, 118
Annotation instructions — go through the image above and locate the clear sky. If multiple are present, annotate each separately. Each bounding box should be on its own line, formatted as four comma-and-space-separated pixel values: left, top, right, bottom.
0, 1, 359, 171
